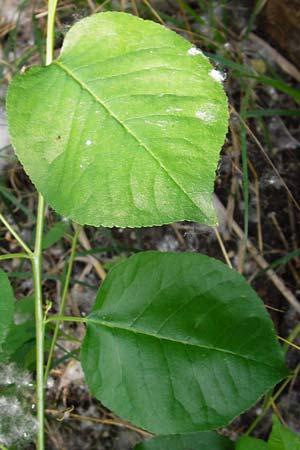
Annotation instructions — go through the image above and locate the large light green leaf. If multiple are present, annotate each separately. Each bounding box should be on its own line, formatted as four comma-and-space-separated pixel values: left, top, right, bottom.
235, 437, 268, 450
7, 12, 228, 227
0, 269, 15, 346
134, 432, 233, 450
81, 252, 288, 434
268, 416, 300, 450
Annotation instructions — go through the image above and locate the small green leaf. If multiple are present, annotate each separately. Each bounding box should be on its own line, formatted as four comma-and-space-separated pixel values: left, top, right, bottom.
235, 437, 268, 450
7, 12, 228, 227
268, 416, 300, 450
134, 432, 233, 450
81, 251, 288, 434
0, 269, 15, 346
42, 220, 70, 249
13, 295, 35, 324
0, 296, 36, 368
0, 321, 36, 368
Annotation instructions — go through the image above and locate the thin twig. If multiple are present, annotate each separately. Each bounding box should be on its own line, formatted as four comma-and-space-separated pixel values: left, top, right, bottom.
0, 213, 32, 255
170, 223, 186, 248
94, 0, 112, 12
45, 409, 153, 437
35, 4, 75, 19
277, 336, 300, 352
131, 0, 139, 15
214, 227, 232, 268
142, 0, 164, 24
76, 226, 106, 280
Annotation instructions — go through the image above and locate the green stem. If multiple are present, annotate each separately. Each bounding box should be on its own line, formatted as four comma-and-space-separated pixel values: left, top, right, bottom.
284, 321, 300, 354
32, 194, 45, 450
46, 0, 59, 66
246, 328, 300, 436
244, 391, 272, 436
32, 1, 59, 448
245, 375, 293, 436
45, 315, 88, 325
0, 252, 30, 261
44, 224, 81, 383
0, 213, 32, 255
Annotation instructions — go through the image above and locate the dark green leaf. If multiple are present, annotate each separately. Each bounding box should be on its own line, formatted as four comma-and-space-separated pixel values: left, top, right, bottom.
235, 436, 268, 450
134, 432, 233, 450
81, 252, 288, 434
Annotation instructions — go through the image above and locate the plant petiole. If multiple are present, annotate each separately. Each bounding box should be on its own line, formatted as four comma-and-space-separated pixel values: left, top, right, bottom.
45, 315, 88, 325
0, 252, 31, 261
0, 213, 33, 255
46, 0, 59, 66
284, 321, 300, 355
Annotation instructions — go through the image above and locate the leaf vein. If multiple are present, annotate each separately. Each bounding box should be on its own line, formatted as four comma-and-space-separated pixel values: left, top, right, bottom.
53, 60, 204, 213
88, 317, 281, 371
69, 46, 187, 72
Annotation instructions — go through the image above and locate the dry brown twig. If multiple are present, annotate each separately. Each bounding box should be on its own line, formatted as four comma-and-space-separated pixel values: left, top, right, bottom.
214, 227, 233, 269
142, 0, 164, 24
46, 408, 153, 437
74, 225, 106, 280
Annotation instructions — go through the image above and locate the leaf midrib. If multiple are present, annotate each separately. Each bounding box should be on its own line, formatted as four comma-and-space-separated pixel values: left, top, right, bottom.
53, 59, 208, 218
88, 316, 281, 371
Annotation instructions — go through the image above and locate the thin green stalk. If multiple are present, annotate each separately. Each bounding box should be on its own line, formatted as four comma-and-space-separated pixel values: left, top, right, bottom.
44, 225, 81, 383
32, 194, 45, 450
45, 315, 88, 325
245, 328, 298, 436
245, 375, 293, 436
0, 252, 30, 261
46, 0, 59, 66
32, 1, 58, 449
0, 213, 32, 255
244, 391, 272, 436
283, 321, 300, 355
242, 0, 268, 40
